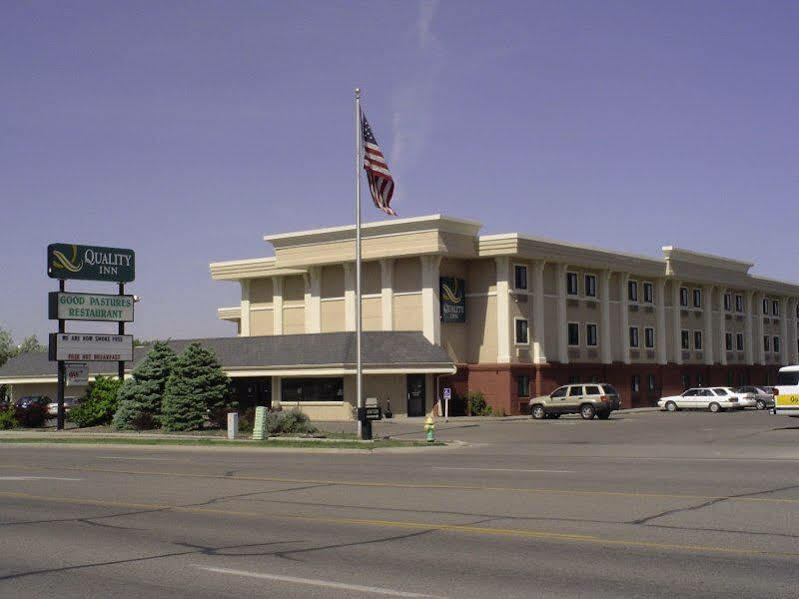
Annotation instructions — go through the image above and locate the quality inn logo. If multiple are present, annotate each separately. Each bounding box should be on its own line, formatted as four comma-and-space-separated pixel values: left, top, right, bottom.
50, 244, 84, 274
441, 280, 463, 304
47, 243, 136, 282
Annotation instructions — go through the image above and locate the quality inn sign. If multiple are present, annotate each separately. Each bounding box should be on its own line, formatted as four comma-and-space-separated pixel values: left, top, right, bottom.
48, 243, 135, 282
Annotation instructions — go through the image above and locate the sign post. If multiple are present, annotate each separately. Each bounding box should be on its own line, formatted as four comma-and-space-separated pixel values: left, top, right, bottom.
443, 387, 452, 422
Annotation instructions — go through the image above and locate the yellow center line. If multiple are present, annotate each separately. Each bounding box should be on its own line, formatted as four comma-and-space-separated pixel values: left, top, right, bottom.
1, 490, 797, 560
0, 462, 797, 505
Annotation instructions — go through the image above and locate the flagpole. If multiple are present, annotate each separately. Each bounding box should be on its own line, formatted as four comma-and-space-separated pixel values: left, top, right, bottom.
355, 87, 364, 440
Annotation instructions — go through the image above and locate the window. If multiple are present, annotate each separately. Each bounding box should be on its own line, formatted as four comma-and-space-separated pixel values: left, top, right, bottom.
550, 386, 568, 398
723, 294, 731, 312
629, 326, 639, 348
763, 298, 769, 315
513, 264, 528, 291
679, 287, 688, 307
647, 374, 656, 392
681, 330, 690, 350
644, 327, 655, 349
631, 375, 640, 393
725, 332, 733, 351
566, 272, 578, 296
773, 336, 780, 354
643, 282, 654, 304
772, 300, 779, 317
568, 386, 583, 396
713, 388, 728, 396
628, 280, 638, 302
735, 294, 743, 313
693, 288, 702, 308
281, 377, 344, 402
777, 372, 799, 386
736, 332, 744, 351
586, 323, 598, 347
694, 330, 703, 350
567, 322, 580, 346
763, 335, 770, 352
584, 274, 597, 298
681, 374, 691, 389
585, 385, 601, 395
514, 318, 529, 344
516, 375, 530, 397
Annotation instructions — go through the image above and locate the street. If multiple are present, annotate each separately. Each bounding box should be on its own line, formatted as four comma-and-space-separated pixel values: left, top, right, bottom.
2, 410, 799, 598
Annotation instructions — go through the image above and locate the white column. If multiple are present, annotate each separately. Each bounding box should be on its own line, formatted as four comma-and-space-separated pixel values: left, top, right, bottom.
703, 285, 714, 365
780, 297, 789, 362
343, 263, 356, 332
495, 256, 511, 363
532, 261, 548, 364
555, 263, 569, 363
271, 376, 282, 410
672, 280, 682, 365
599, 270, 612, 364
718, 287, 727, 366
655, 278, 667, 365
421, 255, 442, 345
619, 272, 630, 364
239, 280, 251, 337
272, 276, 283, 335
753, 291, 765, 365
380, 259, 394, 331
744, 289, 754, 365
304, 267, 321, 333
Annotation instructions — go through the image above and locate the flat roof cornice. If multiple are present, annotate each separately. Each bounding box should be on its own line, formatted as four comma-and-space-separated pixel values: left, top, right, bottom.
209, 257, 307, 281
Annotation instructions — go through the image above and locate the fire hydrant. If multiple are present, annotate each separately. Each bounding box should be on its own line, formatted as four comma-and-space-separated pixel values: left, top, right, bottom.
424, 416, 435, 443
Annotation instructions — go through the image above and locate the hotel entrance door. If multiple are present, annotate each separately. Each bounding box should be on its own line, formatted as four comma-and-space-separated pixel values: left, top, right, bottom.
407, 374, 426, 417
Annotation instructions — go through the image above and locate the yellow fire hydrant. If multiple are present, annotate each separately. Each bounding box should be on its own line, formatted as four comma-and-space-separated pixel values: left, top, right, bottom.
424, 416, 435, 443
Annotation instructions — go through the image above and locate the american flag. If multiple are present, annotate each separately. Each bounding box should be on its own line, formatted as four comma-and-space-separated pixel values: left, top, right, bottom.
361, 111, 396, 216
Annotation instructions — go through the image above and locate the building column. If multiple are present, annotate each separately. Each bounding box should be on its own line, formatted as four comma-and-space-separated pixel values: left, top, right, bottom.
718, 287, 728, 366
239, 280, 251, 337
343, 263, 356, 332
655, 278, 667, 365
703, 285, 714, 365
271, 376, 282, 410
421, 255, 442, 345
753, 291, 765, 365
789, 298, 799, 363
744, 289, 754, 365
532, 261, 548, 364
780, 297, 789, 362
495, 256, 511, 363
272, 276, 283, 335
380, 259, 394, 331
672, 280, 682, 365
599, 270, 612, 364
555, 263, 569, 364
304, 266, 321, 333
618, 272, 630, 365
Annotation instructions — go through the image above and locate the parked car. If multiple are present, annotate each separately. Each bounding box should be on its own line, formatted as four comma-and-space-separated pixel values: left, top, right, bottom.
735, 386, 775, 410
46, 397, 79, 417
717, 387, 756, 409
658, 388, 741, 412
15, 396, 51, 410
529, 383, 620, 420
14, 396, 51, 427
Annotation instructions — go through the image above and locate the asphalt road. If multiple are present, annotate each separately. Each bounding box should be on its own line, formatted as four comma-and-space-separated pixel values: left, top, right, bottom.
2, 410, 799, 598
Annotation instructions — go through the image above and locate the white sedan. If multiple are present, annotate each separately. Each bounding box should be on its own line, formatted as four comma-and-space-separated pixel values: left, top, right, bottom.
658, 388, 742, 412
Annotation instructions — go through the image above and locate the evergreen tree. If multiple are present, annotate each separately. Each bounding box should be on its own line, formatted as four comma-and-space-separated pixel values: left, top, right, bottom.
112, 341, 176, 430
161, 343, 231, 431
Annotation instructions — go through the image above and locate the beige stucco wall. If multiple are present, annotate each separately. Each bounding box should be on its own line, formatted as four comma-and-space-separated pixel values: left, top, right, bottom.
321, 265, 344, 298
283, 305, 305, 334
394, 293, 423, 331
544, 297, 559, 360
321, 299, 345, 332
363, 296, 382, 331
249, 278, 273, 304
7, 382, 70, 402
363, 261, 381, 295
250, 309, 274, 336
468, 295, 497, 363
283, 275, 305, 302
394, 257, 421, 293
467, 259, 496, 294
543, 263, 557, 295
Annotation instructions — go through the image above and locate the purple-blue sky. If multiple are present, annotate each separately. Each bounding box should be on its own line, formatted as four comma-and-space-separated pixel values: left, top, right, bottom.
2, 1, 798, 344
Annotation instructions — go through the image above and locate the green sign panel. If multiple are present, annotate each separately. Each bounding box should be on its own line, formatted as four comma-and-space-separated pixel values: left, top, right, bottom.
48, 243, 135, 282
440, 277, 466, 323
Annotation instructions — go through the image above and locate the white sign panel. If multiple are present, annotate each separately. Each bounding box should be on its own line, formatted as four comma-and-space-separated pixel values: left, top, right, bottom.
49, 292, 134, 322
65, 362, 89, 386
443, 387, 452, 400
50, 333, 134, 362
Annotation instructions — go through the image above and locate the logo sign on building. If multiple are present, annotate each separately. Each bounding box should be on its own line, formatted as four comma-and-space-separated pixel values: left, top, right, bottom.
49, 292, 135, 322
49, 333, 134, 362
65, 362, 89, 386
47, 243, 135, 282
440, 277, 466, 323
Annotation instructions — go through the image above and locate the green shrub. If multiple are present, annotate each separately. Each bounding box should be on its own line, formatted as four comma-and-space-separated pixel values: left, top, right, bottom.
68, 376, 123, 428
465, 391, 492, 416
112, 341, 176, 430
0, 407, 19, 430
266, 408, 317, 435
15, 404, 47, 428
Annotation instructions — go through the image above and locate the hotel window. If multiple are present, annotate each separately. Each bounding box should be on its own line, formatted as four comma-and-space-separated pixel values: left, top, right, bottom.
679, 287, 689, 307
584, 274, 597, 298
725, 332, 733, 351
772, 300, 779, 317
681, 373, 690, 389
514, 318, 529, 344
631, 375, 641, 393
281, 377, 344, 403
763, 335, 770, 352
513, 264, 528, 291
643, 282, 654, 304
681, 330, 690, 350
694, 330, 703, 351
762, 298, 769, 315
566, 272, 578, 296
723, 294, 731, 312
628, 280, 638, 302
629, 326, 639, 348
774, 337, 781, 354
516, 375, 530, 397
693, 288, 702, 308
735, 294, 743, 313
647, 374, 656, 392
736, 333, 744, 351
586, 323, 598, 347
568, 322, 580, 346
644, 327, 655, 349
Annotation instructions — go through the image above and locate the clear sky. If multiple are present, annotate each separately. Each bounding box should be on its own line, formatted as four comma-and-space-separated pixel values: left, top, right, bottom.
2, 1, 797, 344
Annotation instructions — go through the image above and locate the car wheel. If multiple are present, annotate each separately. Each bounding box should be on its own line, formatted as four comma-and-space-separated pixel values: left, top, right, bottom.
709, 402, 721, 413
580, 404, 596, 420
756, 400, 766, 410
531, 405, 546, 420
597, 411, 610, 420
665, 401, 677, 412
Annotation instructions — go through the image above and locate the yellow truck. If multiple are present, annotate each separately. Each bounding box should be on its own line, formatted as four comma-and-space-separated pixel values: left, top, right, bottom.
773, 365, 799, 417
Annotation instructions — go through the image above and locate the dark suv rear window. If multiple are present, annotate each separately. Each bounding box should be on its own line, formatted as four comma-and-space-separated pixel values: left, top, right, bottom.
601, 385, 618, 395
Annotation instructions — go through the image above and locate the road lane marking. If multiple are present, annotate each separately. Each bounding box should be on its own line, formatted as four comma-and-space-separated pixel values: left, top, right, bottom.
195, 566, 446, 598
1, 490, 798, 560
0, 463, 797, 505
433, 467, 576, 473
0, 476, 82, 481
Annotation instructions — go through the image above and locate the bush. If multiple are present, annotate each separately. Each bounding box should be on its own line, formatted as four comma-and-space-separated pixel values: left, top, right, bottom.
112, 341, 176, 430
0, 407, 19, 430
465, 391, 492, 416
15, 404, 47, 428
68, 376, 123, 428
266, 408, 317, 435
